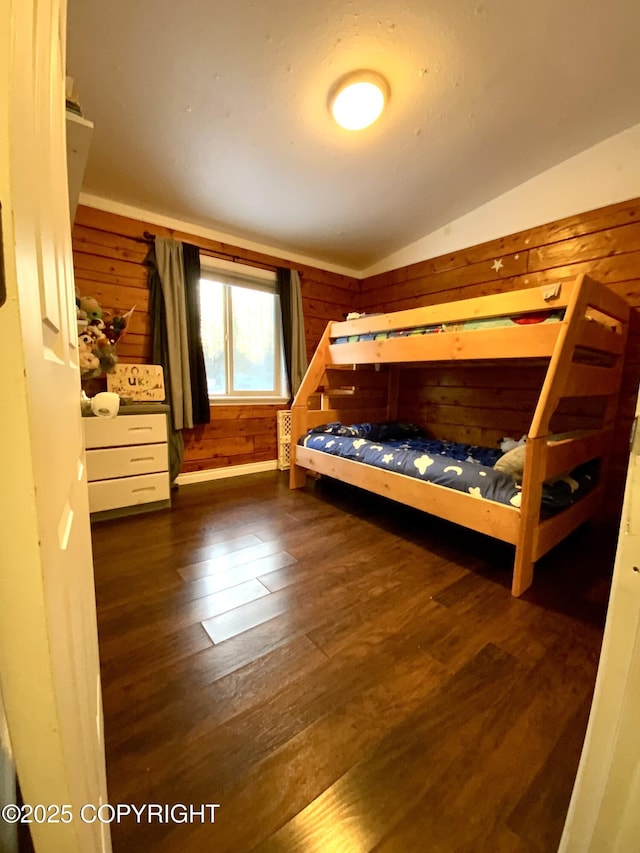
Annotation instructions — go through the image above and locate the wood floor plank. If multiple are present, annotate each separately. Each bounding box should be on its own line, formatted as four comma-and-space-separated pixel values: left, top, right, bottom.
306, 556, 472, 658
99, 621, 213, 684
180, 532, 264, 558
90, 471, 613, 853
104, 569, 272, 627
121, 646, 448, 853
110, 629, 447, 806
94, 535, 279, 605
370, 634, 597, 851
101, 613, 319, 721
98, 551, 299, 638
102, 547, 435, 724
98, 578, 273, 661
254, 524, 382, 593
251, 644, 525, 853
100, 544, 412, 711
201, 544, 414, 644
506, 692, 594, 852
185, 577, 270, 617
201, 587, 295, 643
427, 579, 530, 669
105, 634, 328, 762
178, 538, 283, 581
184, 550, 298, 595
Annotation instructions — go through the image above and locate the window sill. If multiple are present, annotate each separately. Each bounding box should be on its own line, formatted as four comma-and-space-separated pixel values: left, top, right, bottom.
208, 396, 290, 407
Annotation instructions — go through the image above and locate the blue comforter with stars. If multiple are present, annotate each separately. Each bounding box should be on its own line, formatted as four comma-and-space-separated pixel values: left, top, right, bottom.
299, 423, 595, 514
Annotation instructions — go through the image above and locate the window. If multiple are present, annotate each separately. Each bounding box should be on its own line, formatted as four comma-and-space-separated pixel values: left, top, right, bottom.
199, 258, 289, 402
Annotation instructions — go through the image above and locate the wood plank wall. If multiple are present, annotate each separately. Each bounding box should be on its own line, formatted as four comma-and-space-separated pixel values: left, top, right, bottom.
72, 205, 358, 473
73, 197, 640, 505
359, 197, 640, 513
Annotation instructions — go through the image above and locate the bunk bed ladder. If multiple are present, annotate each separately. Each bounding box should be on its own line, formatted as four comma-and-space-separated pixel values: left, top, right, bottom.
290, 326, 333, 488
513, 275, 629, 595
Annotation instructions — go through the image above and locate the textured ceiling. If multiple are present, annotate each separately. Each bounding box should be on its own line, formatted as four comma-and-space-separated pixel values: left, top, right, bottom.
67, 0, 640, 271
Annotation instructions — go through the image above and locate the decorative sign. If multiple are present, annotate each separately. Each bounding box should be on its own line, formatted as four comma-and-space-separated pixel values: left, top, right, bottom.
107, 363, 165, 401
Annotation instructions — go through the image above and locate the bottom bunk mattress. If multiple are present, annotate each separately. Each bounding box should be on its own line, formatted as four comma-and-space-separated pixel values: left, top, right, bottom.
299, 423, 596, 515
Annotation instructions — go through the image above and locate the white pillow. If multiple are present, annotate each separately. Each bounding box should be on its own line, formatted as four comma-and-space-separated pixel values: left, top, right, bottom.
494, 444, 526, 482
495, 432, 586, 484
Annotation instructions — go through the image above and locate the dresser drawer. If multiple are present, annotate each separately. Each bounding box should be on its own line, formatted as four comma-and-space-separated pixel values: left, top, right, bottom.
84, 414, 167, 449
88, 472, 170, 514
86, 444, 168, 482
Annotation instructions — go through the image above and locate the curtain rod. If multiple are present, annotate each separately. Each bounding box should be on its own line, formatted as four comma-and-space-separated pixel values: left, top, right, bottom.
139, 231, 278, 272
199, 247, 278, 272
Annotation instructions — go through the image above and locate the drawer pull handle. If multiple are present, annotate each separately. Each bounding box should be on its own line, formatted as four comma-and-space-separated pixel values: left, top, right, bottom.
131, 487, 156, 494
128, 426, 153, 432
130, 456, 154, 463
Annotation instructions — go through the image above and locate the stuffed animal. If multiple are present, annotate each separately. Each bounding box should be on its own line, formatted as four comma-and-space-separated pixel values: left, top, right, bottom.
103, 315, 127, 344
79, 296, 103, 322
96, 344, 118, 374
76, 296, 129, 376
78, 333, 101, 376
78, 323, 119, 375
499, 435, 526, 453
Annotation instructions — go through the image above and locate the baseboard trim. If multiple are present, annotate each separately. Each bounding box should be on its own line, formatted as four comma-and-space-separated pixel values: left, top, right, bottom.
176, 460, 278, 486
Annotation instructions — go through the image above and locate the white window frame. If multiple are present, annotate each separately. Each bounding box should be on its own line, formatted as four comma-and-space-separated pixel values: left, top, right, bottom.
199, 257, 289, 405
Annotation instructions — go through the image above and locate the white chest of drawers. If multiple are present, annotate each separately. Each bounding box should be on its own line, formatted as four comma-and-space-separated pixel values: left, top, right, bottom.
83, 407, 171, 519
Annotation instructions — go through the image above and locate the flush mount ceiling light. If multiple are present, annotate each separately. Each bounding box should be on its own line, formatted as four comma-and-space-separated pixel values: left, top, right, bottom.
329, 71, 389, 131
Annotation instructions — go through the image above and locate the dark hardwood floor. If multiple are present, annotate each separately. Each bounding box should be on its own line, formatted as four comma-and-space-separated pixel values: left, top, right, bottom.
90, 471, 616, 852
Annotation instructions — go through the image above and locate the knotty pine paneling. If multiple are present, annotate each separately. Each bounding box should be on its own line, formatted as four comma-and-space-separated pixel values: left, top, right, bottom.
72, 205, 358, 473
361, 197, 640, 518
73, 198, 640, 505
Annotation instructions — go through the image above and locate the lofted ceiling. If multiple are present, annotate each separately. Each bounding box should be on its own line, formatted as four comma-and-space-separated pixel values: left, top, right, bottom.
66, 0, 640, 272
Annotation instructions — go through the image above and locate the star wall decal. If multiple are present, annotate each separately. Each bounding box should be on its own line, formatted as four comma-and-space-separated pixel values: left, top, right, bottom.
491, 258, 504, 272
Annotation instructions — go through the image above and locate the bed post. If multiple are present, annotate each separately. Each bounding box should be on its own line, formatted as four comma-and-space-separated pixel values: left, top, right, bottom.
512, 437, 546, 595
289, 325, 333, 489
289, 407, 308, 488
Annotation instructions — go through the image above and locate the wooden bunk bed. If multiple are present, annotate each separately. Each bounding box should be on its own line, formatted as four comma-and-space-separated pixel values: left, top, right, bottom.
289, 274, 630, 596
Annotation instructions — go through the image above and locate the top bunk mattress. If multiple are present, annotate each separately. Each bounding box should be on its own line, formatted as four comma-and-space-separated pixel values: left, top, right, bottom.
332, 309, 564, 344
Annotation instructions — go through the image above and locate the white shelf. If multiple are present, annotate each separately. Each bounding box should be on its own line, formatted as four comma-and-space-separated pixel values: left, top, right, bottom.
66, 110, 93, 223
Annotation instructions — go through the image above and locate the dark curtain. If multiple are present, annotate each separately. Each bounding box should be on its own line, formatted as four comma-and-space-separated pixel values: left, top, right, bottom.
277, 267, 308, 401
182, 243, 210, 425
277, 267, 294, 398
147, 246, 184, 483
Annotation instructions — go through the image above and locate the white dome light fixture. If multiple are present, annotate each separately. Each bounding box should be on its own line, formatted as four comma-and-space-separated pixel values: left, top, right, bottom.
329, 71, 389, 131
